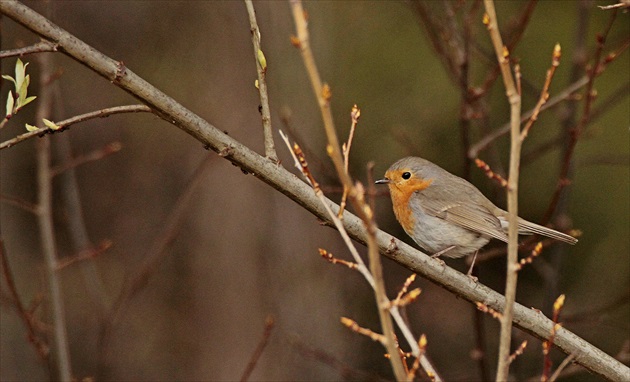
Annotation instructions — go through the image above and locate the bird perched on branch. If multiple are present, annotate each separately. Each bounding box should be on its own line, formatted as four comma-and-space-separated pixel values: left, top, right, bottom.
376, 156, 577, 276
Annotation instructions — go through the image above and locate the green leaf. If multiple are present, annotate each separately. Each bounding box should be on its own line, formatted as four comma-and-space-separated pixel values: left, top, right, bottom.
5, 92, 15, 117
15, 59, 26, 90
2, 74, 16, 86
25, 123, 38, 132
257, 49, 267, 71
17, 75, 30, 105
21, 96, 37, 108
43, 118, 60, 130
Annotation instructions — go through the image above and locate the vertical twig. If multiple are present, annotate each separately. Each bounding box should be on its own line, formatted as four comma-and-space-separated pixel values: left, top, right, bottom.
289, 0, 348, 190
244, 0, 278, 162
52, 86, 110, 319
337, 105, 360, 217
34, 51, 73, 381
482, 2, 522, 381
540, 4, 617, 315
0, 239, 50, 358
289, 3, 408, 378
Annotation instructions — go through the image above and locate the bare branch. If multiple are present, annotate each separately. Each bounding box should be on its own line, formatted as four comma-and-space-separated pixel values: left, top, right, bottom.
244, 0, 278, 162
0, 105, 151, 150
483, 2, 522, 380
0, 39, 58, 58
33, 50, 73, 381
0, 239, 50, 359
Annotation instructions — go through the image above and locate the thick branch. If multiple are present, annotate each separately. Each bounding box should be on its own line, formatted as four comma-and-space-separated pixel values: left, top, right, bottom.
1, 2, 628, 380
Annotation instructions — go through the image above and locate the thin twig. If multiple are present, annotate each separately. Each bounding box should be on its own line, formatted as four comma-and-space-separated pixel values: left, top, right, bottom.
520, 44, 561, 140
0, 193, 39, 214
289, 0, 350, 193
240, 315, 275, 382
548, 353, 577, 382
599, 0, 630, 10
50, 141, 122, 177
468, 76, 587, 159
0, 105, 151, 150
477, 0, 538, 96
244, 0, 278, 162
337, 105, 360, 218
54, 240, 112, 270
541, 8, 618, 226
0, 239, 50, 358
0, 40, 59, 58
542, 294, 566, 381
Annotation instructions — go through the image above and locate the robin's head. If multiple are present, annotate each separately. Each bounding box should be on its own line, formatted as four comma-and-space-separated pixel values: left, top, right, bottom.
375, 157, 436, 196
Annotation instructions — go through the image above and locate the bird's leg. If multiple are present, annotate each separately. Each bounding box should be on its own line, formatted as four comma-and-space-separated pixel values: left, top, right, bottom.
431, 245, 456, 258
466, 251, 479, 282
430, 245, 456, 266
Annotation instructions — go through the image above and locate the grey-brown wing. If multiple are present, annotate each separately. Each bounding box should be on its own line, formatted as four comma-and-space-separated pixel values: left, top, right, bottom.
421, 197, 509, 243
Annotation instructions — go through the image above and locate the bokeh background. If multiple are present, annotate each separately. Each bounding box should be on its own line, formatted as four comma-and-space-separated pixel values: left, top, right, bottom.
1, 1, 628, 381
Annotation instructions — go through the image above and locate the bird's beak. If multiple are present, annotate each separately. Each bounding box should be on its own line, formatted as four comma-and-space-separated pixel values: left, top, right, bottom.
375, 178, 390, 185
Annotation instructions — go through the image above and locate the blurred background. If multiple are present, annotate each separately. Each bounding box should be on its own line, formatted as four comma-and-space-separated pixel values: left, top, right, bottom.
1, 1, 628, 381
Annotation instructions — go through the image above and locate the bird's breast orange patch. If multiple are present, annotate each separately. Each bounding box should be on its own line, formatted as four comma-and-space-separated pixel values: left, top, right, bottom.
389, 176, 433, 235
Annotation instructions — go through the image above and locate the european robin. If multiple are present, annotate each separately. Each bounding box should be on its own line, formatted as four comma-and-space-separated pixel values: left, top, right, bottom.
376, 157, 577, 271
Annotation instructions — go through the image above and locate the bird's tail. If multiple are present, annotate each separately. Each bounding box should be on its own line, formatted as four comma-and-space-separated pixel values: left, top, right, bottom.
517, 218, 578, 245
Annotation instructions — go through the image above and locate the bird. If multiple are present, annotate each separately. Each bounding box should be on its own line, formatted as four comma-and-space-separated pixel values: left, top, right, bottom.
375, 156, 577, 274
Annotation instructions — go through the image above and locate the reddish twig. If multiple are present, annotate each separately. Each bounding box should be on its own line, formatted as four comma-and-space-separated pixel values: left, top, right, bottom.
318, 248, 358, 270
340, 317, 387, 344
55, 240, 112, 270
508, 340, 528, 364
516, 241, 543, 270
0, 193, 39, 214
476, 302, 503, 320
50, 141, 122, 177
542, 10, 618, 225
521, 44, 561, 140
240, 315, 275, 382
475, 158, 508, 188
0, 239, 50, 359
542, 294, 566, 381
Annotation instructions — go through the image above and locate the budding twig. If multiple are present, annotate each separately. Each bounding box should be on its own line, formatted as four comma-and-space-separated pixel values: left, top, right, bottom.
475, 158, 508, 188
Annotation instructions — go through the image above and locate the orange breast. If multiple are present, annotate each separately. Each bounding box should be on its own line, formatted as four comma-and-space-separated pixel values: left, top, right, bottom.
388, 178, 433, 235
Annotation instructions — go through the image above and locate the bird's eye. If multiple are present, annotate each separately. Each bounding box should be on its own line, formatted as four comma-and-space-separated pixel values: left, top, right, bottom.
402, 172, 411, 180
